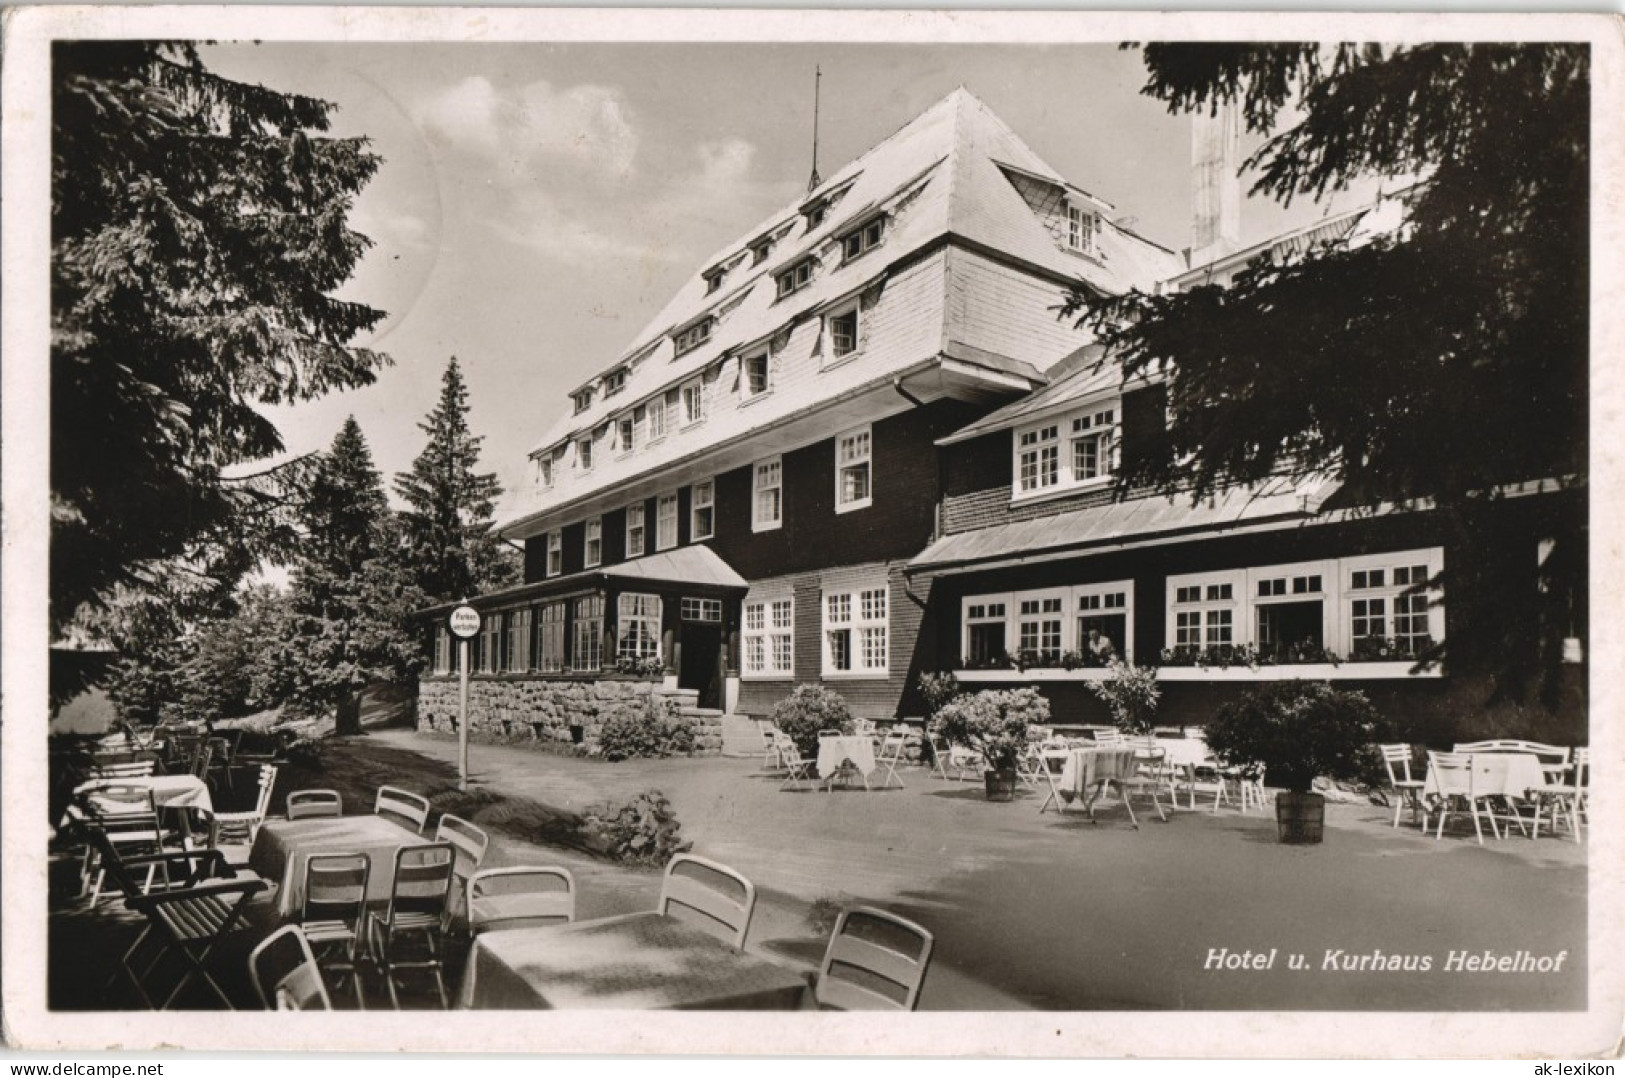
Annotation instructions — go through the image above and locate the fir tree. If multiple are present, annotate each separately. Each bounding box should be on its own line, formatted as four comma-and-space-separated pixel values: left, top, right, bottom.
395, 357, 516, 603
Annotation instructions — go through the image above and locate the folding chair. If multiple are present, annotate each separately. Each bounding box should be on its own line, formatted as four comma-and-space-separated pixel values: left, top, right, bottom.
189, 739, 216, 783
206, 730, 242, 791
777, 735, 815, 791
1106, 747, 1170, 827
376, 785, 431, 834
202, 763, 279, 849
1231, 764, 1269, 814
434, 813, 491, 932
83, 827, 268, 1009
814, 906, 934, 1011
365, 842, 456, 1008
756, 720, 786, 771
873, 730, 908, 790
249, 925, 333, 1010
1534, 747, 1589, 842
88, 752, 159, 781
1379, 744, 1426, 827
658, 853, 756, 950
79, 785, 168, 905
1424, 751, 1498, 844
287, 788, 343, 820
927, 734, 978, 782
467, 866, 576, 935
1035, 746, 1076, 816
1176, 758, 1231, 813
299, 852, 370, 1008
1091, 729, 1127, 747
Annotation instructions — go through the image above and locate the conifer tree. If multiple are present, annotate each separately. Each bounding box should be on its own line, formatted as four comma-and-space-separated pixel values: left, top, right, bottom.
395, 357, 516, 603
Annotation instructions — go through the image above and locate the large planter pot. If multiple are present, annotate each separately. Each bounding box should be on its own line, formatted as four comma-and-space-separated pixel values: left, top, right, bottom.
1275, 791, 1326, 844
984, 768, 1019, 802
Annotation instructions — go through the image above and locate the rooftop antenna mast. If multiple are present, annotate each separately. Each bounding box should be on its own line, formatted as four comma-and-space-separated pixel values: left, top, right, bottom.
807, 65, 823, 194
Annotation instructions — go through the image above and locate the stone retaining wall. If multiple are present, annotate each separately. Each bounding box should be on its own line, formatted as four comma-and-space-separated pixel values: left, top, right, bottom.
416, 677, 723, 756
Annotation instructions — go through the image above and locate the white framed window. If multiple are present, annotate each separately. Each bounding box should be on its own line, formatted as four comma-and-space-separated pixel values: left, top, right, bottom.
681, 380, 705, 426
1168, 572, 1243, 652
835, 426, 872, 513
571, 595, 604, 672
433, 626, 451, 675
752, 457, 783, 532
743, 596, 794, 678
505, 607, 532, 672
1249, 560, 1331, 661
962, 596, 1010, 668
572, 388, 593, 414
1344, 549, 1444, 660
584, 517, 602, 568
616, 593, 662, 662
546, 530, 562, 578
690, 480, 715, 540
742, 353, 770, 398
828, 301, 860, 359
1076, 582, 1133, 663
625, 504, 646, 559
616, 415, 636, 455
1013, 400, 1120, 500
538, 601, 567, 673
680, 597, 723, 623
776, 259, 814, 299
1016, 591, 1067, 665
1066, 203, 1099, 255
533, 456, 553, 489
647, 394, 668, 441
1016, 424, 1059, 493
673, 318, 713, 357
578, 437, 594, 472
703, 267, 726, 295
959, 582, 1134, 668
841, 216, 885, 262
479, 614, 502, 674
656, 493, 679, 550
824, 584, 888, 676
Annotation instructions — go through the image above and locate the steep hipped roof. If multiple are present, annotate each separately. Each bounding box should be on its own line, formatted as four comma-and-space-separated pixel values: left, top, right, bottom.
501, 88, 1182, 535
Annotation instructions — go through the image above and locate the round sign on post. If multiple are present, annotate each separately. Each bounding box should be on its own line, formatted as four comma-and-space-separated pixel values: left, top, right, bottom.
448, 605, 481, 639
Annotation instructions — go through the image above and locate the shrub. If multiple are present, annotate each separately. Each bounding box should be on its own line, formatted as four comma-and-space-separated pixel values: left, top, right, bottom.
916, 672, 959, 720
579, 789, 690, 865
1088, 659, 1161, 736
596, 699, 694, 761
1202, 680, 1382, 793
930, 687, 1048, 772
770, 684, 854, 757
282, 735, 325, 770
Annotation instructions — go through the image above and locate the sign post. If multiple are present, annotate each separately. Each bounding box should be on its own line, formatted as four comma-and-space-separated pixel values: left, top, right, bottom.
447, 604, 481, 792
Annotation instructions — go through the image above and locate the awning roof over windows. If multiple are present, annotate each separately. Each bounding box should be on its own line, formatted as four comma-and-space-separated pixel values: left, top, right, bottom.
417, 545, 748, 618
908, 477, 1338, 575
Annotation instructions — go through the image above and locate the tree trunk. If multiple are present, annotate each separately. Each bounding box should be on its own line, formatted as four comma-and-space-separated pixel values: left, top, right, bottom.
334, 692, 362, 736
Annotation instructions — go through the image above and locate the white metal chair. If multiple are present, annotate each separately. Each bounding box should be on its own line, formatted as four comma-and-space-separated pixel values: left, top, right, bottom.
1091, 729, 1127, 747
286, 788, 343, 820
1231, 763, 1269, 814
249, 925, 333, 1010
1534, 747, 1589, 842
658, 853, 756, 950
467, 866, 577, 935
756, 720, 785, 771
298, 852, 370, 1008
873, 731, 908, 790
204, 763, 279, 847
375, 785, 431, 834
1175, 758, 1231, 813
814, 906, 935, 1011
1379, 744, 1426, 827
1106, 748, 1171, 827
1035, 745, 1077, 816
777, 735, 815, 791
365, 842, 457, 1008
928, 734, 979, 782
434, 813, 491, 931
88, 753, 160, 781
1424, 751, 1499, 844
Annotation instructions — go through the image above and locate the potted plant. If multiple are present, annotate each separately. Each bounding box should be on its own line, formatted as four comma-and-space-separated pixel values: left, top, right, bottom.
1201, 680, 1381, 844
929, 687, 1047, 801
1087, 659, 1161, 739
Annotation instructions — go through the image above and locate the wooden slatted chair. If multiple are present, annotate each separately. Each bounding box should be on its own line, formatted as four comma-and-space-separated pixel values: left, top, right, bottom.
286, 788, 343, 820
375, 785, 431, 834
249, 925, 333, 1010
814, 906, 934, 1011
658, 853, 756, 951
88, 752, 160, 782
1534, 747, 1589, 843
80, 785, 168, 905
365, 842, 457, 1008
83, 826, 268, 1009
1379, 744, 1426, 827
202, 764, 279, 850
299, 852, 370, 1008
467, 866, 576, 936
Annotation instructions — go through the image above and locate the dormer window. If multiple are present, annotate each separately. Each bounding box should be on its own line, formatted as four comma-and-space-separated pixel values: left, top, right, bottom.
750, 239, 773, 265
578, 436, 594, 472
673, 318, 714, 357
1066, 203, 1100, 256
603, 368, 628, 397
702, 266, 727, 295
742, 352, 770, 399
1012, 399, 1119, 501
841, 217, 885, 262
572, 388, 594, 414
776, 259, 815, 299
806, 204, 829, 231
534, 455, 554, 489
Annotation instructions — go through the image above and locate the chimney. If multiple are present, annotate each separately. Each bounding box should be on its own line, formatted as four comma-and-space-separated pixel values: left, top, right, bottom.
1191, 103, 1241, 264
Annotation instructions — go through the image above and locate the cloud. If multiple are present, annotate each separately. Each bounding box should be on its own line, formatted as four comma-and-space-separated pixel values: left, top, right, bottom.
415, 76, 638, 185
497, 189, 652, 263
696, 137, 756, 186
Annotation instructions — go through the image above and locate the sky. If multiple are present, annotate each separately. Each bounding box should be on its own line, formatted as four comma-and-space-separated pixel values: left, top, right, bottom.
202, 41, 1367, 513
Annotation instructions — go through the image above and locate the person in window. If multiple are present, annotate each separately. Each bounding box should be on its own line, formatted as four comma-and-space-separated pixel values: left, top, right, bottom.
1086, 628, 1117, 664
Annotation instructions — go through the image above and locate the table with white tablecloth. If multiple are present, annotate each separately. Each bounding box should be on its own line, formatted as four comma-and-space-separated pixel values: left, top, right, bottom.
1424, 753, 1550, 801
1058, 747, 1141, 811
816, 735, 877, 790
248, 814, 424, 918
